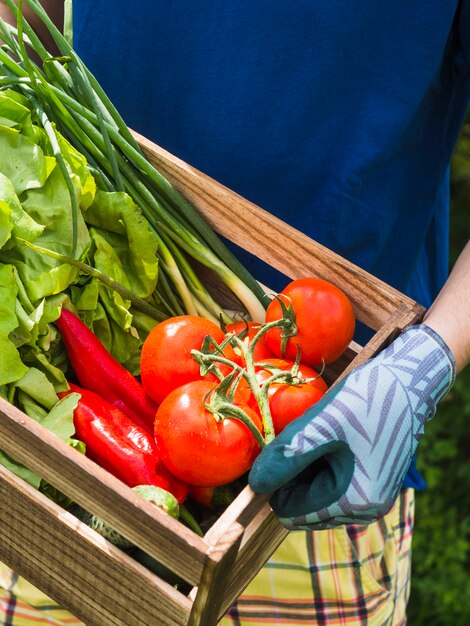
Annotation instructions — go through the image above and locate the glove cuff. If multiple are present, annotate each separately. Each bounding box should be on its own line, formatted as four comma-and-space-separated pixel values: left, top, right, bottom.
380, 323, 456, 430
405, 323, 456, 398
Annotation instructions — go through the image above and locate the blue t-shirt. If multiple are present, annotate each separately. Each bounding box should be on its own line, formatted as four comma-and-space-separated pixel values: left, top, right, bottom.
73, 1, 470, 489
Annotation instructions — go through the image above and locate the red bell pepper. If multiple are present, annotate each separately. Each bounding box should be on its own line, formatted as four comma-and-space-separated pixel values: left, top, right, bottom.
56, 308, 158, 434
60, 384, 189, 503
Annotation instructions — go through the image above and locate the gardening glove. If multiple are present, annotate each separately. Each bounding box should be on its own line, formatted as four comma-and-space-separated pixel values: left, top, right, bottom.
248, 324, 456, 530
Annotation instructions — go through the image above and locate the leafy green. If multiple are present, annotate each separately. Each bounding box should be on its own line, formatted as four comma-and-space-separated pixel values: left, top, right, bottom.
0, 263, 28, 384
85, 189, 159, 299
0, 89, 161, 486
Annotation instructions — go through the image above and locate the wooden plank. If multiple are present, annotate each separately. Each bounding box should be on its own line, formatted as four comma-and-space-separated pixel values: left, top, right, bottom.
217, 509, 289, 619
135, 131, 417, 330
188, 519, 245, 626
0, 463, 192, 626
0, 397, 207, 586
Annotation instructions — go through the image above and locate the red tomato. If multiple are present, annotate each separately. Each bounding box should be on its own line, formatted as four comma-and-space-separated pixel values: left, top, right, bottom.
225, 321, 276, 362
140, 315, 240, 405
254, 358, 328, 433
189, 485, 215, 508
268, 381, 327, 434
154, 380, 263, 487
265, 278, 355, 366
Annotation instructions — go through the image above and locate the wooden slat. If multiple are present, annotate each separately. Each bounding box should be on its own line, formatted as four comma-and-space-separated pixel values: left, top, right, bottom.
135, 131, 416, 330
0, 397, 207, 586
195, 487, 288, 619
217, 508, 289, 619
188, 519, 245, 626
0, 463, 192, 626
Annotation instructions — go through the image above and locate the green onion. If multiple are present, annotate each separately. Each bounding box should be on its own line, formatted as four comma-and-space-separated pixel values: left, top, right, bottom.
0, 0, 268, 322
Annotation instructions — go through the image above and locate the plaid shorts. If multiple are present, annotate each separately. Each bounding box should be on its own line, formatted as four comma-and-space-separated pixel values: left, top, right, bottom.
0, 489, 414, 626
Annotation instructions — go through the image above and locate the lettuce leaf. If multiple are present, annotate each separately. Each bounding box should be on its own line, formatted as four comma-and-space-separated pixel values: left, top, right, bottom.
85, 189, 159, 298
0, 264, 28, 385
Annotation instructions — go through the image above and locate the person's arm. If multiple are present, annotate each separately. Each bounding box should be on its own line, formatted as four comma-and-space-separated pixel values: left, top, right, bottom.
0, 1, 63, 51
424, 240, 470, 373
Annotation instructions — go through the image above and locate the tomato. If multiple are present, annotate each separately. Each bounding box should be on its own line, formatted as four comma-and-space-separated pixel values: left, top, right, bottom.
140, 315, 240, 405
254, 358, 328, 434
267, 380, 327, 434
189, 485, 216, 507
224, 321, 276, 362
154, 380, 263, 487
265, 277, 355, 366
189, 484, 236, 508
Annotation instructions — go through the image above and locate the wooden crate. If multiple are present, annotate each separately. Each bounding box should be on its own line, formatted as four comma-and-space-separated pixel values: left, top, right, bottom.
0, 132, 425, 626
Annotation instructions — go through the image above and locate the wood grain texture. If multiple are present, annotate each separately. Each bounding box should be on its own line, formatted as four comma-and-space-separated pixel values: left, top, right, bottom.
188, 521, 244, 626
0, 463, 192, 626
0, 397, 207, 586
217, 509, 289, 619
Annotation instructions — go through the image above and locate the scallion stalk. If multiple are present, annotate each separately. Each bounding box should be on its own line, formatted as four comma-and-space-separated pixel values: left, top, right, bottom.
0, 1, 268, 323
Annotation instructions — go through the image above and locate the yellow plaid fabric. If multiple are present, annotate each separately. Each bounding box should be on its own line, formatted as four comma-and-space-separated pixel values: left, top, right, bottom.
0, 489, 414, 625
221, 488, 414, 625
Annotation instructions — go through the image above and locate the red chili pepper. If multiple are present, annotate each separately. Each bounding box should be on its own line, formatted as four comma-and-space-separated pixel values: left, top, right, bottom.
59, 384, 189, 503
56, 308, 158, 435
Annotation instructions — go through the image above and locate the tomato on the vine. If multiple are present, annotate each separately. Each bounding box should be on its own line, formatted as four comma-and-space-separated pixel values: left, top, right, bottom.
224, 320, 275, 362
265, 277, 355, 366
140, 315, 240, 405
254, 358, 328, 434
154, 380, 263, 487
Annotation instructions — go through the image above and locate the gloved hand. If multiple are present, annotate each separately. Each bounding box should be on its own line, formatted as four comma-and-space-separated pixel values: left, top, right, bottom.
248, 324, 455, 530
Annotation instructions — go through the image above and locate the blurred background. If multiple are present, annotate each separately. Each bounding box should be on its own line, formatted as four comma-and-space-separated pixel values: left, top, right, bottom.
409, 114, 470, 624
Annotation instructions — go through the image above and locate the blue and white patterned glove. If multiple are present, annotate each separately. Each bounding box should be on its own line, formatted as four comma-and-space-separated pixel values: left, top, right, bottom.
248, 324, 456, 530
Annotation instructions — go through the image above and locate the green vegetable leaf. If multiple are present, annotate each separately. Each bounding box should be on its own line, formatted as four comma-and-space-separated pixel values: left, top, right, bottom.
0, 89, 37, 138
0, 126, 55, 195
0, 171, 44, 246
8, 165, 91, 301
14, 366, 58, 410
0, 264, 28, 385
85, 189, 159, 298
41, 392, 78, 442
0, 450, 42, 489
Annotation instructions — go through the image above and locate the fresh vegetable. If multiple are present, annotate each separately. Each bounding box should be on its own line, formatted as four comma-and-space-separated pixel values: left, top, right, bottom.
0, 0, 267, 324
72, 483, 194, 590
56, 307, 157, 433
59, 383, 189, 503
254, 358, 328, 434
189, 484, 236, 509
154, 380, 263, 487
140, 315, 241, 405
224, 320, 276, 362
74, 485, 179, 546
132, 484, 181, 518
0, 1, 268, 492
265, 277, 355, 366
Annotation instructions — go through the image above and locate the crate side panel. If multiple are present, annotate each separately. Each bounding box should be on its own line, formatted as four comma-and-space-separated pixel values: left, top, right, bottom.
0, 465, 192, 626
0, 398, 207, 585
